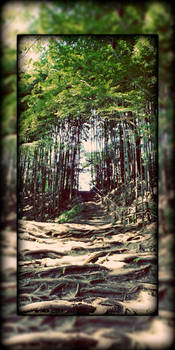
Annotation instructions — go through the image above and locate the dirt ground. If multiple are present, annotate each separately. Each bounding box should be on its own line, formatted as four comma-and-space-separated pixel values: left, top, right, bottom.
1, 198, 174, 349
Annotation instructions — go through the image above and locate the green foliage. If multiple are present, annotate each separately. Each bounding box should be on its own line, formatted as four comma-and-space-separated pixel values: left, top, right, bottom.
1, 1, 173, 141
18, 35, 157, 146
62, 266, 66, 274
148, 201, 157, 219
55, 204, 83, 223
133, 257, 141, 263
1, 1, 174, 233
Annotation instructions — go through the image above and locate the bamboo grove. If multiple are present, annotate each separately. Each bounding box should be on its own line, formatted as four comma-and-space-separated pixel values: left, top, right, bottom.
18, 35, 157, 222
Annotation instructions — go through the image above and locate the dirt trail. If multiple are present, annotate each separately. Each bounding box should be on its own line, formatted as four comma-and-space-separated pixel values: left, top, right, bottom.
17, 199, 158, 316
1, 196, 174, 349
71, 201, 110, 225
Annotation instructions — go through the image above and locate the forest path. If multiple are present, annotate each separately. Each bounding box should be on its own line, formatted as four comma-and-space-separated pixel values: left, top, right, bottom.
68, 200, 111, 225
18, 199, 157, 316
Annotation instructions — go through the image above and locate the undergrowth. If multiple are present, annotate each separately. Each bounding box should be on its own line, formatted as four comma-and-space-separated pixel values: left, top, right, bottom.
55, 203, 83, 223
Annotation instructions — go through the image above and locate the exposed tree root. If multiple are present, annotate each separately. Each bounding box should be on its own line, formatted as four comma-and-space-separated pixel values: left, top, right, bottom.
18, 201, 157, 317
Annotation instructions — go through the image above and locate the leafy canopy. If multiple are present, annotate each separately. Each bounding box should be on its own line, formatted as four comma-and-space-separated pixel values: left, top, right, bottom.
19, 35, 157, 144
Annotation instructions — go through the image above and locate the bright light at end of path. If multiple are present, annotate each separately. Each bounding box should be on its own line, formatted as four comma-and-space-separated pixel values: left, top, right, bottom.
79, 171, 91, 191
79, 136, 95, 191
82, 140, 97, 152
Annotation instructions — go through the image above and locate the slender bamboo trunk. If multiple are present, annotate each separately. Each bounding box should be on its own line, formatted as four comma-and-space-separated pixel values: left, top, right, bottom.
119, 122, 124, 184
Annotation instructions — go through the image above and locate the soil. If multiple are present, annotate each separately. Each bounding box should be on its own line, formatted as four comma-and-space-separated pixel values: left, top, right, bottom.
1, 196, 174, 349
17, 199, 157, 316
